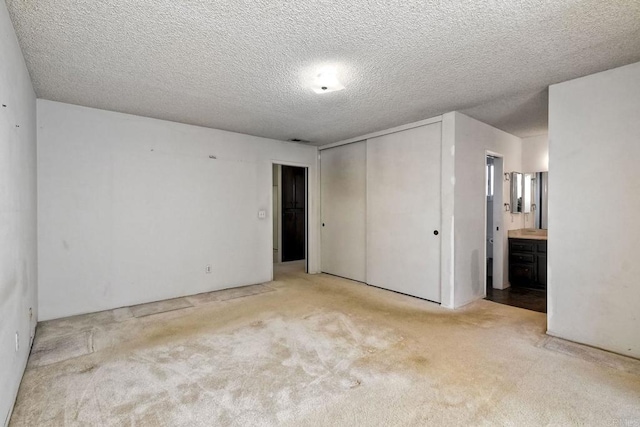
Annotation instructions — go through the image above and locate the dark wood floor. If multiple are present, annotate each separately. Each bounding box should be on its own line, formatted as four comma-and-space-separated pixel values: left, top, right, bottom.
485, 278, 547, 313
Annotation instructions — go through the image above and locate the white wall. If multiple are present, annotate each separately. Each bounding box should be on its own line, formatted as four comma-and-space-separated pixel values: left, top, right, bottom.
0, 2, 38, 424
37, 100, 319, 321
548, 61, 640, 359
452, 112, 523, 305
440, 114, 456, 308
522, 134, 549, 173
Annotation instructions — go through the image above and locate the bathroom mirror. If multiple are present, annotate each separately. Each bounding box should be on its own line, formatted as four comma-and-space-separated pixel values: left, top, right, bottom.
523, 173, 533, 214
510, 171, 548, 226
510, 172, 523, 213
532, 171, 548, 229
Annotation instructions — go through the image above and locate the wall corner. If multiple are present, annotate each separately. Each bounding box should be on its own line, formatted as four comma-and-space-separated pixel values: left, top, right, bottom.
440, 112, 456, 308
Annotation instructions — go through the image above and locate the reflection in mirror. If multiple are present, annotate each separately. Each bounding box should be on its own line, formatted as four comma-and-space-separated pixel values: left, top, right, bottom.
533, 172, 548, 229
510, 172, 523, 213
523, 174, 533, 213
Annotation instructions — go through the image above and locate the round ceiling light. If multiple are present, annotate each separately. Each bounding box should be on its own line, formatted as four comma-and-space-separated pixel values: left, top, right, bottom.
312, 67, 345, 94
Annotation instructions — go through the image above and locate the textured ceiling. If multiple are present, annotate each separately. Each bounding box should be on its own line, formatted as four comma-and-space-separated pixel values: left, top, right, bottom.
6, 0, 640, 145
462, 88, 549, 138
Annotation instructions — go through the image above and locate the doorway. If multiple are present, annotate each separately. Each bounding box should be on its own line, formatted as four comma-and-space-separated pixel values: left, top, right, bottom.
281, 165, 306, 262
484, 155, 547, 313
272, 164, 308, 272
484, 153, 504, 295
486, 156, 496, 291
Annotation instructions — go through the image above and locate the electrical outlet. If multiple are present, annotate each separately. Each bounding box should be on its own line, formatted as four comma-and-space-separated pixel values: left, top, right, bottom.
205, 264, 212, 274
258, 210, 266, 219
15, 332, 19, 352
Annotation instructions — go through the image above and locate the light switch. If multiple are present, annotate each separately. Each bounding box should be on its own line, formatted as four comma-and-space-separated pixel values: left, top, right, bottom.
258, 210, 267, 219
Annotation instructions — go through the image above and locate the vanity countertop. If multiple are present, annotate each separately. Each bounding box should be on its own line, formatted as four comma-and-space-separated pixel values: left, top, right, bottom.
508, 229, 548, 240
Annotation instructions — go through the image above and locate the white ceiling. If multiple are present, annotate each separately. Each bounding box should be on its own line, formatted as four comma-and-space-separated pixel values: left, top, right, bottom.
6, 0, 640, 145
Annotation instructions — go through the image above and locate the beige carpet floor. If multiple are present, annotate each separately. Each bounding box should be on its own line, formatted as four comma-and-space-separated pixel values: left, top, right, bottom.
10, 262, 640, 426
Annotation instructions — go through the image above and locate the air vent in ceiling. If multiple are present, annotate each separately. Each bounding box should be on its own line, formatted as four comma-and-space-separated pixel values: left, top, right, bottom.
289, 138, 312, 144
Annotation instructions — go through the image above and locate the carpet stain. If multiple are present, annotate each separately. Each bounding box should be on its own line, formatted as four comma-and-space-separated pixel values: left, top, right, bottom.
77, 365, 97, 374
9, 263, 640, 426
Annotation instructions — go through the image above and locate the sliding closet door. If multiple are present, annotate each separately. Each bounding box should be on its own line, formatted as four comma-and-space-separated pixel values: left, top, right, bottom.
366, 124, 441, 302
320, 141, 366, 282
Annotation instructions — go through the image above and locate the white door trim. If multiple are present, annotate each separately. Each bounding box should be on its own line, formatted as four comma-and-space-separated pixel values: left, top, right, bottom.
270, 159, 312, 280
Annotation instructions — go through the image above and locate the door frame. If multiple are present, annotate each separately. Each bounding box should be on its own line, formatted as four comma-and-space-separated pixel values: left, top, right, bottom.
270, 160, 310, 279
484, 151, 504, 296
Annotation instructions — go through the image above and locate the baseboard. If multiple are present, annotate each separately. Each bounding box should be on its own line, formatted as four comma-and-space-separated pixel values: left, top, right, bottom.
3, 324, 36, 427
546, 330, 640, 361
452, 294, 484, 309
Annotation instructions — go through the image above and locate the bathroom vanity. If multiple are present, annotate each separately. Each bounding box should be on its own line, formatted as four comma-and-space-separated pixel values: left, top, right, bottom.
508, 229, 547, 290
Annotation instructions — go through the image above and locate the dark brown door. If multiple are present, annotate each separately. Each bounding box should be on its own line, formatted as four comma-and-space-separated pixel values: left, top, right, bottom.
281, 165, 305, 262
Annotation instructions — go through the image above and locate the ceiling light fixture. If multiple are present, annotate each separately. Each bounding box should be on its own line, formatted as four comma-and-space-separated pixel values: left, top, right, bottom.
312, 67, 345, 94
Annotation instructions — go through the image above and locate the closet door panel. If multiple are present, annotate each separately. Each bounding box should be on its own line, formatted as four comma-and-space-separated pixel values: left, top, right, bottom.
366, 123, 441, 302
320, 141, 366, 282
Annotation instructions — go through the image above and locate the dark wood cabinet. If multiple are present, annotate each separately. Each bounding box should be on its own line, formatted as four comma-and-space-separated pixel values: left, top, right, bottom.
509, 238, 547, 290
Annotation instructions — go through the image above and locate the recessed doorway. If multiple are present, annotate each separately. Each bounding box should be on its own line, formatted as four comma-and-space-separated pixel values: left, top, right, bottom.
272, 163, 308, 275
484, 154, 504, 295
483, 154, 547, 314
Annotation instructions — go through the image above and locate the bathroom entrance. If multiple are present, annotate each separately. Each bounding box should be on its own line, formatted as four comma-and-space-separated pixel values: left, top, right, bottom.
484, 154, 504, 294
484, 153, 549, 314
